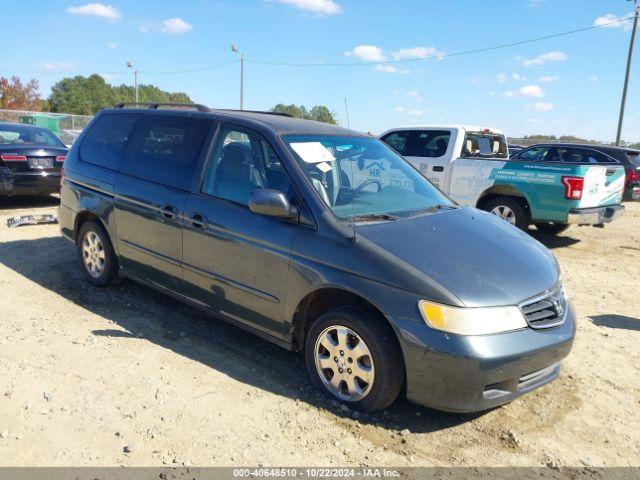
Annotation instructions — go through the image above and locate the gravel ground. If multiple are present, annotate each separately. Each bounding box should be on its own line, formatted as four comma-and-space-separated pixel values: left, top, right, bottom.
0, 196, 638, 467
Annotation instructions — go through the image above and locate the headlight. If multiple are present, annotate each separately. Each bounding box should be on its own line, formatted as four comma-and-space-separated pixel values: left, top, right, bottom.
418, 300, 528, 335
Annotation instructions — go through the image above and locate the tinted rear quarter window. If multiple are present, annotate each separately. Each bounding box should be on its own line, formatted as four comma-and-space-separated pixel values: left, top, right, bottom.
382, 130, 451, 158
120, 115, 211, 191
79, 114, 140, 170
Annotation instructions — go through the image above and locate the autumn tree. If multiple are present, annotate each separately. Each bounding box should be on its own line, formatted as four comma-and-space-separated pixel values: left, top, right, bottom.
0, 76, 42, 110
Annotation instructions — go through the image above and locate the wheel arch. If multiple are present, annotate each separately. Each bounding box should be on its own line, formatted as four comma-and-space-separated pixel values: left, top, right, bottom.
476, 186, 532, 212
290, 286, 398, 353
74, 211, 110, 243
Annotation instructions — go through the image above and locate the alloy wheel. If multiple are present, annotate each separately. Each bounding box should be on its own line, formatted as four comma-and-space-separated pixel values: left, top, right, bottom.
314, 325, 375, 402
491, 205, 517, 225
81, 230, 106, 278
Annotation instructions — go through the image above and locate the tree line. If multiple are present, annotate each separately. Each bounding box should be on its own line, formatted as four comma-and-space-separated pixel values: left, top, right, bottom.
0, 74, 339, 124
0, 75, 637, 147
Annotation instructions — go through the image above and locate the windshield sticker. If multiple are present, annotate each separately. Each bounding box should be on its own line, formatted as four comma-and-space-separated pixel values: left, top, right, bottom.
290, 142, 336, 163
316, 161, 333, 173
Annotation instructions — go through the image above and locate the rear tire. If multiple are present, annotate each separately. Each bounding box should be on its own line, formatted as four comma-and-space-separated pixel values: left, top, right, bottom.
305, 306, 404, 413
483, 196, 530, 230
535, 222, 570, 235
77, 220, 118, 287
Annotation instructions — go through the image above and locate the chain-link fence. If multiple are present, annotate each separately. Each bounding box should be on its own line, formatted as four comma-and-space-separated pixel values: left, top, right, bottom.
0, 109, 93, 146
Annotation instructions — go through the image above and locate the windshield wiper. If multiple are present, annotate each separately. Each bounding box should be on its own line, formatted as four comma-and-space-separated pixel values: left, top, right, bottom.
404, 204, 457, 217
351, 213, 399, 222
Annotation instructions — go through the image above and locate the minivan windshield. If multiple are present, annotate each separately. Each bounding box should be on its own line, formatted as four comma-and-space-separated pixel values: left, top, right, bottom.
283, 134, 453, 220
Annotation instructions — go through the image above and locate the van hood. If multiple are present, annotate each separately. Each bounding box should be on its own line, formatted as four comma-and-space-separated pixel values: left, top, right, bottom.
357, 207, 559, 307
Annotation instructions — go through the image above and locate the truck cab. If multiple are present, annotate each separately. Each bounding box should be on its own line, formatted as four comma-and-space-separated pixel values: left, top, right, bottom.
380, 125, 626, 234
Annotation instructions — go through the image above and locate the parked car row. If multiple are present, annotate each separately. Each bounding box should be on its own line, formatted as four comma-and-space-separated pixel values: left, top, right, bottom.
379, 126, 629, 235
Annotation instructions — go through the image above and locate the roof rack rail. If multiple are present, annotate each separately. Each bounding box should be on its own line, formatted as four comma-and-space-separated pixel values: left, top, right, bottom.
215, 109, 293, 118
114, 102, 211, 112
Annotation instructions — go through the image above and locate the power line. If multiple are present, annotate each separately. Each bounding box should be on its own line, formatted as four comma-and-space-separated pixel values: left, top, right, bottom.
246, 14, 636, 67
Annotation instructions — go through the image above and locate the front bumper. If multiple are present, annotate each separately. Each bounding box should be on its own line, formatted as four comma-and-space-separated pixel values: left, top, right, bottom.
397, 303, 575, 413
566, 205, 624, 225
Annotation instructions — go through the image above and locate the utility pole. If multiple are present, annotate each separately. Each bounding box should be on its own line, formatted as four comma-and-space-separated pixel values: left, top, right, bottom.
616, 2, 639, 146
231, 45, 244, 110
126, 62, 139, 104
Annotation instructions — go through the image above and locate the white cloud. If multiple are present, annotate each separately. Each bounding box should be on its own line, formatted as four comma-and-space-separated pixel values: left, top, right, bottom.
538, 75, 558, 82
107, 42, 117, 49
66, 3, 120, 21
532, 102, 554, 112
395, 106, 423, 116
374, 65, 409, 75
405, 90, 423, 102
345, 45, 386, 62
512, 72, 527, 81
162, 17, 193, 35
589, 75, 600, 82
497, 73, 507, 84
275, 0, 342, 15
505, 85, 545, 98
522, 51, 568, 67
38, 62, 77, 72
391, 46, 444, 60
139, 24, 150, 33
99, 73, 116, 81
593, 13, 633, 30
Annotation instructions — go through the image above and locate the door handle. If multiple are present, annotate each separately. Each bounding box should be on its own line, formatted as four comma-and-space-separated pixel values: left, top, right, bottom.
189, 212, 208, 229
433, 166, 444, 172
160, 203, 178, 220
605, 168, 616, 176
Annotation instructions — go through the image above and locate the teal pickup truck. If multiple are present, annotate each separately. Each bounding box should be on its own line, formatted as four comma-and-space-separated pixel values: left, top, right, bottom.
380, 125, 626, 235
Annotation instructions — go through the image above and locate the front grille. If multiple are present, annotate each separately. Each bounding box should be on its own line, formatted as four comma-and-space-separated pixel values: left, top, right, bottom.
519, 285, 567, 329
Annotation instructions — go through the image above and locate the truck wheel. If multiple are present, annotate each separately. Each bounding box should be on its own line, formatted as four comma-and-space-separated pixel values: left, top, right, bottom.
535, 222, 570, 235
305, 306, 404, 413
77, 220, 118, 286
484, 197, 529, 230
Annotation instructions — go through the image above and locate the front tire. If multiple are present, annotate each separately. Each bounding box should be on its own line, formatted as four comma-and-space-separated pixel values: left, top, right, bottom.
305, 306, 404, 412
77, 220, 118, 286
483, 196, 530, 230
535, 222, 570, 235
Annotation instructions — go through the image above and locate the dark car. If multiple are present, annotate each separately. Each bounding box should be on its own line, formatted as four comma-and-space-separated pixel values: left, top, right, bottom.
508, 144, 526, 156
513, 143, 640, 201
59, 103, 574, 413
0, 122, 68, 197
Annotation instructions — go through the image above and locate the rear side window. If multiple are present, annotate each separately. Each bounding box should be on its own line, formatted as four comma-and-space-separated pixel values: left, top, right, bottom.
461, 132, 508, 159
578, 149, 617, 164
79, 114, 140, 170
517, 146, 549, 162
381, 130, 451, 158
628, 152, 640, 167
121, 115, 211, 191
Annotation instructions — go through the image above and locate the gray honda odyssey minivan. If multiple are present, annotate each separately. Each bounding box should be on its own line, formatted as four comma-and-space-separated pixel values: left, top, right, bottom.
59, 103, 575, 412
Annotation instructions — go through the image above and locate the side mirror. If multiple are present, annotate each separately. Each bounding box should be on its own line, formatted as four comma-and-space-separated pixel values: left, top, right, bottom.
249, 189, 296, 219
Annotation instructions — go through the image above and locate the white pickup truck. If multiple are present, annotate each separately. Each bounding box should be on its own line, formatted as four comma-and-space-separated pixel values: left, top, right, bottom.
379, 125, 625, 234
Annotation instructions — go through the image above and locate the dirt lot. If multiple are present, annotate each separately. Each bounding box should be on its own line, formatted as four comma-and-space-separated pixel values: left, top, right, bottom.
0, 196, 638, 467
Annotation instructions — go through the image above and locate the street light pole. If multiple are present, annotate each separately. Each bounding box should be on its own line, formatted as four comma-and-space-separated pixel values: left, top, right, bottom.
231, 45, 244, 110
126, 62, 139, 105
616, 2, 639, 146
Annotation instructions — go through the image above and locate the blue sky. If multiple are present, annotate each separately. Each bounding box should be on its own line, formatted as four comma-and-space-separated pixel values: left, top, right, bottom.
2, 0, 639, 141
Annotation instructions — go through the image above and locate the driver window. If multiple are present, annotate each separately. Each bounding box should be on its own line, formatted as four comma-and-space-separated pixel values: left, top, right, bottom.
201, 126, 292, 206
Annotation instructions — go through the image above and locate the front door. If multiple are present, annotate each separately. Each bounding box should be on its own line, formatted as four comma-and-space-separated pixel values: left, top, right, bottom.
114, 113, 213, 292
182, 125, 297, 339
